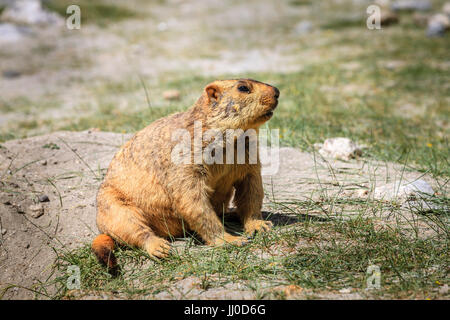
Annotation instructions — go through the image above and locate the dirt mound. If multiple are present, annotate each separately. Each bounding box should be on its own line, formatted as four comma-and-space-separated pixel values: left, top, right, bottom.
0, 131, 130, 299
0, 130, 441, 299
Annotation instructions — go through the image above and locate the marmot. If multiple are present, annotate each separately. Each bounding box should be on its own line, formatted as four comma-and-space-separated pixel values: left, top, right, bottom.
92, 79, 280, 268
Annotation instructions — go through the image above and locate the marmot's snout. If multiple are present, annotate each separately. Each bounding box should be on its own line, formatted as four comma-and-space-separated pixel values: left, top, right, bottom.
273, 86, 280, 100
272, 86, 280, 109
261, 85, 280, 114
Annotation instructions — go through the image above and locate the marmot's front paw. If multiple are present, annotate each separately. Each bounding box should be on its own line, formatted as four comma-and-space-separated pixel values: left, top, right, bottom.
145, 237, 171, 259
211, 233, 249, 247
244, 219, 273, 235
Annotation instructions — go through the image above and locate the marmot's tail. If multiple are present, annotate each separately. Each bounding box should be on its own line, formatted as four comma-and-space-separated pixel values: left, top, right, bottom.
92, 234, 117, 270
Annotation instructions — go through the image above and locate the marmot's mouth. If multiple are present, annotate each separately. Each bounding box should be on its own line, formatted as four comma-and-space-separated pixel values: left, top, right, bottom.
262, 110, 273, 118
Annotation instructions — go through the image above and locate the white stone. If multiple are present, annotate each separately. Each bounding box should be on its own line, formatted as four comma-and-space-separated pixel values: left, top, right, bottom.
438, 284, 449, 295
1, 0, 63, 26
157, 22, 168, 32
0, 23, 29, 43
427, 13, 450, 37
294, 21, 312, 35
318, 138, 362, 161
28, 203, 44, 218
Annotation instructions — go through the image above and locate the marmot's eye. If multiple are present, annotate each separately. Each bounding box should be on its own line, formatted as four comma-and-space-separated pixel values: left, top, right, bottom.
238, 85, 250, 93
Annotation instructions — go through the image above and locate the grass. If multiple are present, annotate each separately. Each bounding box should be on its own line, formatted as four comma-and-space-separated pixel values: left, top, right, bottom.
23, 193, 448, 299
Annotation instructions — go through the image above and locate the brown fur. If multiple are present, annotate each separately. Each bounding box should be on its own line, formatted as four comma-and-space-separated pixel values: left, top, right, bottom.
93, 79, 280, 263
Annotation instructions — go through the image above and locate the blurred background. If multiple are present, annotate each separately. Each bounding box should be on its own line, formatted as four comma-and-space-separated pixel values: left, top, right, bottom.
0, 0, 449, 175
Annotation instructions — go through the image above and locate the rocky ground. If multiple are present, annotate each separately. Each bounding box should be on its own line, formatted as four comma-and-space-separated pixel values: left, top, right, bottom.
0, 0, 448, 300
0, 130, 446, 299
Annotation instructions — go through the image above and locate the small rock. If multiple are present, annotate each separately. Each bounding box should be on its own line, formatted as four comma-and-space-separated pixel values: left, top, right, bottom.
427, 14, 450, 37
28, 203, 44, 218
380, 10, 399, 26
1, 0, 63, 26
38, 194, 49, 202
41, 160, 47, 166
0, 23, 30, 44
373, 179, 434, 201
391, 0, 431, 12
1, 229, 6, 235
157, 21, 168, 32
313, 142, 323, 150
163, 89, 181, 101
438, 284, 449, 295
14, 203, 25, 214
294, 21, 313, 34
339, 288, 352, 294
318, 138, 362, 161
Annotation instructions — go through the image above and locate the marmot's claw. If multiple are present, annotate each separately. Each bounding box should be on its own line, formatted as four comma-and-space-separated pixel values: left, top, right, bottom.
244, 220, 273, 235
146, 237, 171, 259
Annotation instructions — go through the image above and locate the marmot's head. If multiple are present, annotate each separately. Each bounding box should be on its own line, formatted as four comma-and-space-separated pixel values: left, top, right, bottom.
194, 79, 280, 130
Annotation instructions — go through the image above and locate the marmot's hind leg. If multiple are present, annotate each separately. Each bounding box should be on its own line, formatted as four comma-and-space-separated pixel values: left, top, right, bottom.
96, 187, 171, 259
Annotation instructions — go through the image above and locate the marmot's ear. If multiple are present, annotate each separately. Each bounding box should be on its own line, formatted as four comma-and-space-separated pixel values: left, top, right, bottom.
205, 84, 221, 103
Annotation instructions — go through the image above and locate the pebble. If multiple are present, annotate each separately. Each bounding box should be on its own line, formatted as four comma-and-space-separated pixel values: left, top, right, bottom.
0, 23, 29, 44
294, 21, 313, 34
356, 189, 369, 197
339, 288, 352, 294
438, 284, 449, 295
28, 203, 44, 218
380, 10, 399, 26
444, 2, 450, 16
2, 70, 21, 78
1, 0, 63, 26
391, 0, 431, 12
427, 13, 450, 37
38, 194, 49, 202
373, 179, 434, 201
318, 138, 363, 161
87, 128, 100, 133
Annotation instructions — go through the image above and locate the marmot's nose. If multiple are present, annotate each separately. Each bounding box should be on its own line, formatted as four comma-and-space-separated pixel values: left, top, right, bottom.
273, 87, 280, 99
